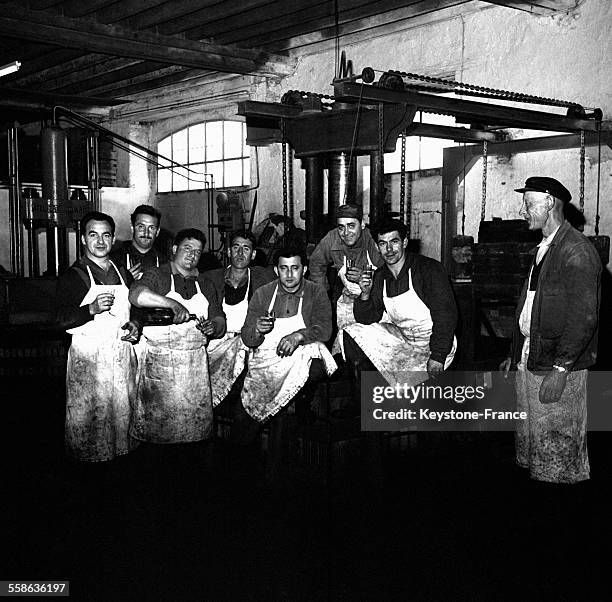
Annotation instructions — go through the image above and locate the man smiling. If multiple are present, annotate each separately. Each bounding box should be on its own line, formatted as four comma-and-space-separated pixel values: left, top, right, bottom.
340, 219, 457, 387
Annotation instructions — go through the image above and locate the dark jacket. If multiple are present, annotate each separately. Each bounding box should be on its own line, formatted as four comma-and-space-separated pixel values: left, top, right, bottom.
202, 266, 276, 305
110, 240, 167, 272
353, 253, 457, 364
241, 279, 332, 348
511, 221, 601, 372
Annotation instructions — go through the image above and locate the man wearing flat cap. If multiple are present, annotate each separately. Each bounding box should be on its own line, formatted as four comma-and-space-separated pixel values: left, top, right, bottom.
502, 176, 601, 484
308, 204, 384, 348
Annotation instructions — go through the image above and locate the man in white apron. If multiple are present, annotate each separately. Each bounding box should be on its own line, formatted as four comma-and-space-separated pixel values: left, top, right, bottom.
241, 246, 337, 480
502, 177, 601, 484
308, 204, 384, 344
56, 211, 141, 462
202, 230, 275, 408
128, 228, 226, 444
340, 218, 457, 388
110, 205, 167, 281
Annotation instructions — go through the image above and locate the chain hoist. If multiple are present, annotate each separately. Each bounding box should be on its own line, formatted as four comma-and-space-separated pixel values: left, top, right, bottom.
288, 146, 295, 223
281, 118, 288, 220
377, 102, 385, 216
399, 132, 406, 220
596, 127, 601, 235
406, 171, 413, 239
579, 130, 585, 214
480, 140, 488, 223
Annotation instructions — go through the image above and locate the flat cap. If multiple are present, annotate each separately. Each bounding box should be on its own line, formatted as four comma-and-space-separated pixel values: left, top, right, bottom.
514, 176, 572, 204
336, 204, 363, 220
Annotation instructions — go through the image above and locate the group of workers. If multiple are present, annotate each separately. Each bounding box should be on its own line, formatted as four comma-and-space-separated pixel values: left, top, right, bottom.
56, 174, 601, 487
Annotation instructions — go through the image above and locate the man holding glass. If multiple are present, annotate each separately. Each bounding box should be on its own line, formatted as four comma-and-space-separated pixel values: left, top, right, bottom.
111, 205, 167, 280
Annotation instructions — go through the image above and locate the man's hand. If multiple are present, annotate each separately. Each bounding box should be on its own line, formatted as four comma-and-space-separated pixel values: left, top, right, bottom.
128, 262, 144, 280
427, 358, 444, 379
345, 266, 362, 284
276, 332, 305, 357
196, 318, 215, 336
539, 370, 568, 404
359, 270, 373, 299
168, 299, 190, 323
120, 321, 140, 344
89, 292, 115, 315
500, 357, 512, 380
255, 315, 275, 335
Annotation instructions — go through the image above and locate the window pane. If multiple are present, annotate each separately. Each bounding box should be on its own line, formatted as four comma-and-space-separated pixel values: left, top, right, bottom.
242, 157, 250, 186
172, 128, 188, 165
188, 163, 207, 191
189, 123, 205, 163
206, 161, 224, 189
157, 168, 171, 192
173, 165, 189, 191
224, 158, 243, 187
243, 123, 248, 156
157, 136, 171, 168
206, 121, 223, 161
225, 121, 243, 158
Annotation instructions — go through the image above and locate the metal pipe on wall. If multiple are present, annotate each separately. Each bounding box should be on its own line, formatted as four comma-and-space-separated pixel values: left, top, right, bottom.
303, 156, 324, 243
7, 124, 24, 276
328, 152, 356, 225
86, 131, 100, 211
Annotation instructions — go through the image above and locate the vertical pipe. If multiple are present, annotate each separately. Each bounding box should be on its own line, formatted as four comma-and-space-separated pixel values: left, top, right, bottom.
303, 156, 324, 243
369, 150, 384, 226
87, 131, 100, 211
328, 152, 356, 225
7, 124, 24, 276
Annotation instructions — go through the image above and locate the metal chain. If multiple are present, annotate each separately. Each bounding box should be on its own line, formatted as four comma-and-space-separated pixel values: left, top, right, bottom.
386, 69, 581, 109
579, 130, 585, 214
596, 127, 601, 235
288, 146, 294, 223
281, 119, 288, 220
378, 102, 385, 216
399, 132, 406, 220
480, 140, 488, 223
406, 172, 413, 239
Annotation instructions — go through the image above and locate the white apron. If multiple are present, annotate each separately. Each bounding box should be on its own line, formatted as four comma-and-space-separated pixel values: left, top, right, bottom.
340, 269, 457, 387
241, 285, 337, 423
208, 268, 251, 407
332, 250, 376, 354
65, 262, 138, 462
132, 275, 213, 443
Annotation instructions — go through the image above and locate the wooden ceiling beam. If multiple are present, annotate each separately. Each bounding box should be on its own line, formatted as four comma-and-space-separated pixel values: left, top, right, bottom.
0, 3, 296, 77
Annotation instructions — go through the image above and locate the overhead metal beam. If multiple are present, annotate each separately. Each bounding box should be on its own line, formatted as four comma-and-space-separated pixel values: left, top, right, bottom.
0, 3, 296, 77
334, 82, 600, 133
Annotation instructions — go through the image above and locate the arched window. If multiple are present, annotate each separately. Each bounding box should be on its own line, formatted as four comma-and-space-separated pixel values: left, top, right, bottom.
157, 120, 249, 192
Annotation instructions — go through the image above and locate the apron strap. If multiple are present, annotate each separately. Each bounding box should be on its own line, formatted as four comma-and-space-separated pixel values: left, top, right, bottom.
108, 259, 126, 286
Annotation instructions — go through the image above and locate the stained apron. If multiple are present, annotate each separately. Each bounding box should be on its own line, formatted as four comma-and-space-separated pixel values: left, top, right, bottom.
208, 268, 250, 407
132, 275, 213, 443
241, 284, 337, 423
331, 251, 376, 355
339, 268, 456, 387
515, 338, 590, 483
65, 262, 138, 462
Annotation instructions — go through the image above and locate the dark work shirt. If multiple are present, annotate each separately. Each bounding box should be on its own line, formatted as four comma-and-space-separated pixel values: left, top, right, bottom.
353, 253, 457, 364
56, 256, 133, 331
241, 279, 332, 348
110, 240, 167, 272
135, 263, 224, 321
202, 266, 276, 306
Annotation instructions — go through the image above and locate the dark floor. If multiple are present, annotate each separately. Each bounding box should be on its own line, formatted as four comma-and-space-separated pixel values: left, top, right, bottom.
1, 374, 610, 602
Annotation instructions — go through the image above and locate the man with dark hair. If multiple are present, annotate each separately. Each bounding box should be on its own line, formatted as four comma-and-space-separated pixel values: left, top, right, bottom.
502, 177, 601, 484
128, 228, 226, 444
309, 204, 384, 341
340, 218, 457, 387
203, 229, 275, 407
110, 204, 166, 280
57, 211, 141, 462
240, 246, 337, 479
